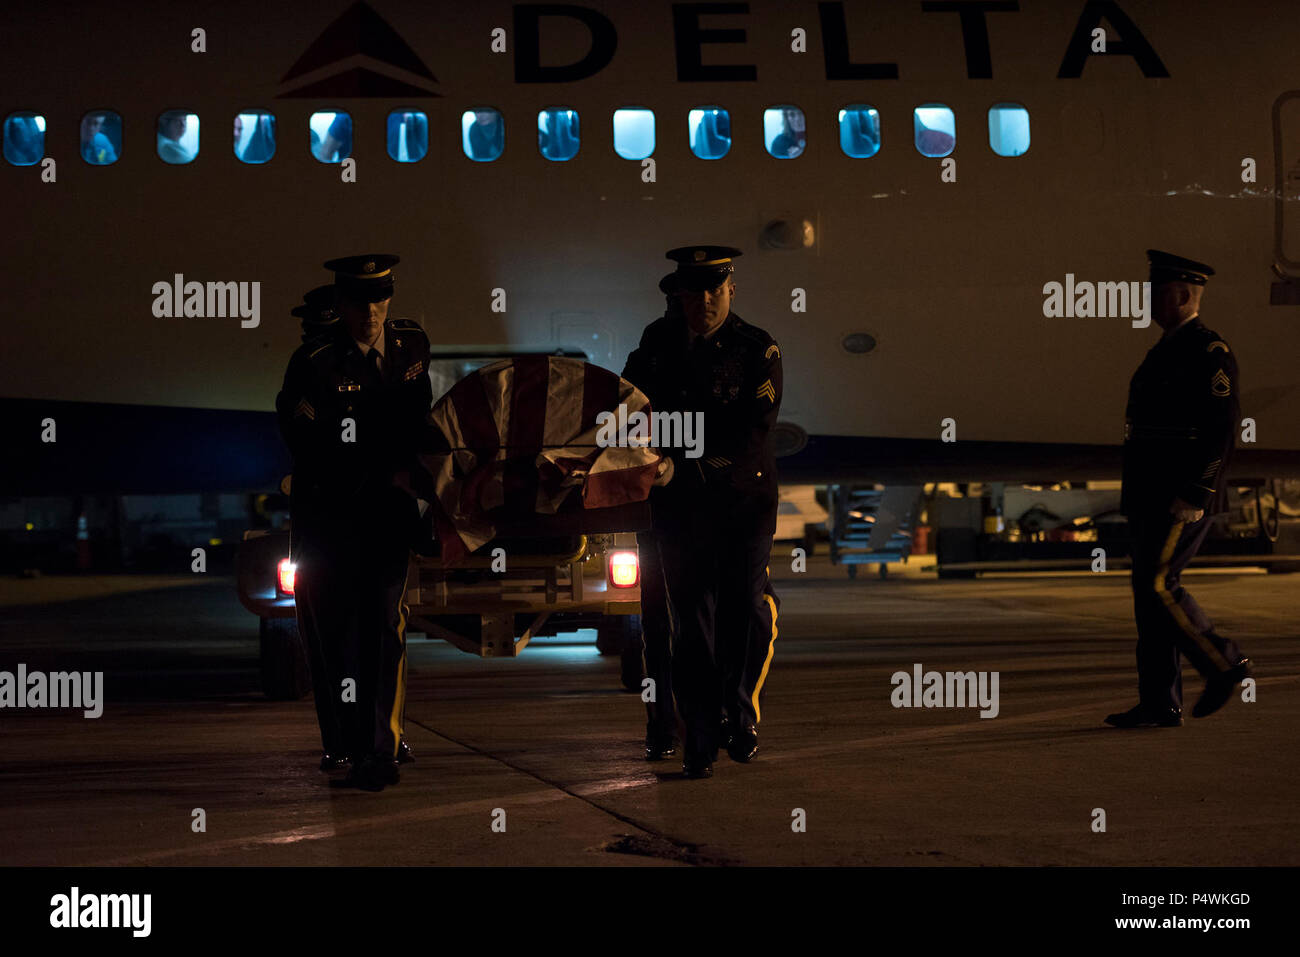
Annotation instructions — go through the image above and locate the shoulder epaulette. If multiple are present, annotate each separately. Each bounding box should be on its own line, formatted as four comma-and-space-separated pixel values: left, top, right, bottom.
388, 317, 428, 335
303, 337, 337, 362
730, 315, 774, 348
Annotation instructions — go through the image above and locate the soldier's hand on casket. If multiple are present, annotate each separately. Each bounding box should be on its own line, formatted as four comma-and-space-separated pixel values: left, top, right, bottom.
652, 457, 675, 486
1169, 497, 1204, 524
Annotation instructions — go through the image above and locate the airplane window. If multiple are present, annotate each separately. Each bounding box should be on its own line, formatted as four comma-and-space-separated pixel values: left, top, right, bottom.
388, 110, 429, 162
613, 108, 654, 160
764, 105, 806, 158
3, 112, 45, 166
913, 104, 955, 158
689, 107, 731, 160
538, 109, 580, 161
310, 111, 352, 163
157, 111, 199, 164
235, 112, 276, 164
80, 110, 122, 165
988, 103, 1030, 156
838, 105, 880, 158
461, 109, 504, 161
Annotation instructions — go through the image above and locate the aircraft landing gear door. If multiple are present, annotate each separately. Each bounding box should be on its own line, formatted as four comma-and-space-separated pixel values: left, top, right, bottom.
1271, 92, 1300, 304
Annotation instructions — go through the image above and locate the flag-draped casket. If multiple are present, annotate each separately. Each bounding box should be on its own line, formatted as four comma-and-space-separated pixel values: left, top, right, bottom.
411, 356, 661, 562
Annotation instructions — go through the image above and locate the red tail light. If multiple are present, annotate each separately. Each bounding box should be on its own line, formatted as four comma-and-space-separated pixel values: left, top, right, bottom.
608, 550, 639, 588
277, 559, 297, 596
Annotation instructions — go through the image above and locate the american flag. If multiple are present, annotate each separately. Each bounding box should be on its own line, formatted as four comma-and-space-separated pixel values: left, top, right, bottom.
412, 356, 661, 562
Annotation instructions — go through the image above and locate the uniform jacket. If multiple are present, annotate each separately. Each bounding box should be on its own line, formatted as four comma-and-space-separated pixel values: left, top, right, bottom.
622, 310, 782, 531
1121, 317, 1239, 516
276, 318, 433, 540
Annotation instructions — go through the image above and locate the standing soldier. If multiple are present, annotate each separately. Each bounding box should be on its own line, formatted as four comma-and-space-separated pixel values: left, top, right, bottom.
285, 284, 346, 769
622, 246, 782, 778
276, 255, 431, 789
291, 284, 342, 341
1105, 250, 1252, 729
622, 287, 685, 762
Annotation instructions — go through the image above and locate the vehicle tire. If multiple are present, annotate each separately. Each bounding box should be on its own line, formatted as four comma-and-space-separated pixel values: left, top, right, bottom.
596, 613, 636, 656
259, 616, 312, 701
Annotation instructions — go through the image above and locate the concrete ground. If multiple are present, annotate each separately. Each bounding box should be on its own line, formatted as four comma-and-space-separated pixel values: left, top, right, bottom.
0, 556, 1295, 866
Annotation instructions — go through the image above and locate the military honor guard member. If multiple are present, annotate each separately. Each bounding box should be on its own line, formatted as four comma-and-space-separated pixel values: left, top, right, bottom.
622, 246, 782, 778
623, 290, 686, 762
1105, 250, 1252, 729
276, 255, 432, 789
290, 284, 342, 341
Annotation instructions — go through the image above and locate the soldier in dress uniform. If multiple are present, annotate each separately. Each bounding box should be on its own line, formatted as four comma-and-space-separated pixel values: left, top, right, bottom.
623, 288, 685, 762
291, 284, 341, 341
276, 255, 431, 789
622, 246, 782, 778
1105, 250, 1253, 728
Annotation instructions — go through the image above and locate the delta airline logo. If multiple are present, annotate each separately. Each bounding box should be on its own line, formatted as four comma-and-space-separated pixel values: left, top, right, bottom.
281, 0, 1171, 98
278, 2, 441, 98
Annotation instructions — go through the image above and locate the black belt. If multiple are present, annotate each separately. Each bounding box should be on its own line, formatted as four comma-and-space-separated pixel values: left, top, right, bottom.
1127, 424, 1201, 440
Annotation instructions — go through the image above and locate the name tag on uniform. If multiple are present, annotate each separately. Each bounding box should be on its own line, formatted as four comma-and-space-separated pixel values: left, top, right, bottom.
338, 380, 361, 392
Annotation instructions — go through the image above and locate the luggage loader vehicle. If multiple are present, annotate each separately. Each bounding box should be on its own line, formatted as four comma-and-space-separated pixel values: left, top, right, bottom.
236, 500, 649, 700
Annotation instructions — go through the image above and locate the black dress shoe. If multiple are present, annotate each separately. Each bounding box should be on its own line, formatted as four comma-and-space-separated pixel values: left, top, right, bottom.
396, 740, 415, 764
726, 726, 758, 763
719, 715, 734, 751
1104, 703, 1183, 728
319, 752, 351, 772
1192, 659, 1253, 719
339, 755, 400, 791
644, 729, 679, 761
682, 754, 713, 779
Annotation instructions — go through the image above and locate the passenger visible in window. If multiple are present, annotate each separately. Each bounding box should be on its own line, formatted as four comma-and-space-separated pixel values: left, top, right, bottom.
241, 114, 276, 164
81, 113, 117, 165
914, 109, 956, 158
320, 113, 352, 161
916, 125, 954, 156
157, 111, 191, 164
840, 109, 880, 158
469, 110, 503, 160
387, 111, 428, 162
539, 110, 578, 160
233, 115, 244, 157
769, 108, 806, 158
4, 114, 43, 165
692, 109, 731, 159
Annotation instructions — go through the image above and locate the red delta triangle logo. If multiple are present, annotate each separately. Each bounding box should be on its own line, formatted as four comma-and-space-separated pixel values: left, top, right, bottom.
278, 1, 441, 97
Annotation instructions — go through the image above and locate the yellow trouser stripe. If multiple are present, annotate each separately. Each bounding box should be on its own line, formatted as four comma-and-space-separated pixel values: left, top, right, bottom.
388, 580, 409, 756
1153, 521, 1232, 671
750, 593, 778, 724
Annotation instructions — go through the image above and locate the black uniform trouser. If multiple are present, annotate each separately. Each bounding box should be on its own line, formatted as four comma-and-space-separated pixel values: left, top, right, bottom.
294, 524, 410, 761
636, 530, 677, 738
658, 517, 780, 758
1130, 512, 1245, 710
